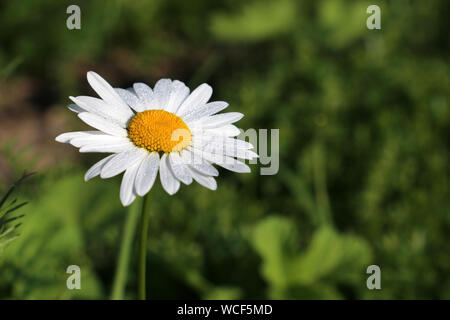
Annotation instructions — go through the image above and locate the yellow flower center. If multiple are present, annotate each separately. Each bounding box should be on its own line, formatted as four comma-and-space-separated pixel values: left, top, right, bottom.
127, 110, 192, 153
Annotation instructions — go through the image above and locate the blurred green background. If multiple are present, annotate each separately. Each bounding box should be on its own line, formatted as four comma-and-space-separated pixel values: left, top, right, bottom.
0, 0, 448, 299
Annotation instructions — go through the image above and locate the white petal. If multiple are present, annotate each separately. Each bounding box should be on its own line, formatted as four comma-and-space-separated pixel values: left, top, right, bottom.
134, 152, 160, 196
55, 131, 102, 143
115, 88, 145, 112
192, 136, 258, 160
216, 158, 251, 173
126, 193, 137, 206
70, 134, 130, 148
79, 142, 135, 153
70, 96, 130, 127
101, 148, 147, 179
180, 101, 228, 122
159, 153, 180, 195
84, 155, 115, 181
78, 112, 128, 137
203, 143, 258, 160
194, 136, 254, 150
189, 162, 218, 177
188, 147, 251, 173
176, 83, 212, 116
180, 149, 219, 176
229, 138, 255, 150
86, 71, 134, 118
169, 153, 192, 185
205, 124, 241, 137
68, 104, 83, 113
187, 146, 221, 163
153, 79, 172, 109
133, 82, 153, 104
69, 96, 101, 114
225, 149, 259, 160
120, 161, 142, 207
165, 80, 190, 113
198, 112, 244, 129
188, 167, 217, 190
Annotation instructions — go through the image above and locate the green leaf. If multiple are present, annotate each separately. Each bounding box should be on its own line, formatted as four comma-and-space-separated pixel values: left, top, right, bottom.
250, 217, 372, 298
210, 0, 296, 42
289, 226, 372, 284
250, 216, 296, 288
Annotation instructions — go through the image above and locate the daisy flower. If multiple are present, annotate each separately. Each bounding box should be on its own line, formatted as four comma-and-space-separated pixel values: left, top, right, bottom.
56, 72, 258, 206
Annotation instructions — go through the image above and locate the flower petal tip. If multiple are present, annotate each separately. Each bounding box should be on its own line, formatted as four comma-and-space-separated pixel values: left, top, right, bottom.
55, 133, 68, 143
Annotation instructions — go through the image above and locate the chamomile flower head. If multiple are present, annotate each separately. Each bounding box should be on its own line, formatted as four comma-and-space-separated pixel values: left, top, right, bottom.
56, 72, 258, 206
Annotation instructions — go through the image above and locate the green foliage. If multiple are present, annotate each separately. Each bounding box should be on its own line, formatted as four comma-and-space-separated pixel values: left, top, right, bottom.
0, 171, 114, 298
250, 217, 371, 299
318, 0, 370, 47
0, 0, 448, 299
210, 0, 296, 42
0, 173, 32, 252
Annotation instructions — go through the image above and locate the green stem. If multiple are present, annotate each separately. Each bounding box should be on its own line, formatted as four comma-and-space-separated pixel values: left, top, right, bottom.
110, 203, 140, 300
313, 142, 331, 226
138, 192, 151, 300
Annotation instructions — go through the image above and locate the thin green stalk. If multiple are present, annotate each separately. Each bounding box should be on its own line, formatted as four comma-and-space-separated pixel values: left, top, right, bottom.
138, 192, 151, 300
110, 202, 140, 300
